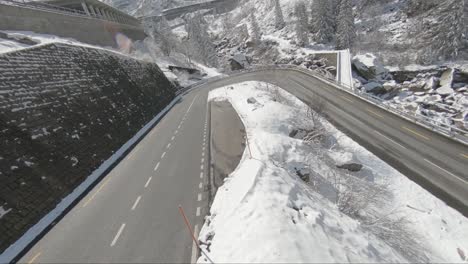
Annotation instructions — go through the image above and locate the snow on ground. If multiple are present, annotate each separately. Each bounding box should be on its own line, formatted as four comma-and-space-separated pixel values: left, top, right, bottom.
199, 81, 468, 263
0, 31, 111, 54
0, 206, 11, 219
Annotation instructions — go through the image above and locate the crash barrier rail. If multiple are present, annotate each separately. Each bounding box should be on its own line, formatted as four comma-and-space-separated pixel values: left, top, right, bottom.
182, 64, 468, 145
253, 65, 468, 146
0, 0, 140, 26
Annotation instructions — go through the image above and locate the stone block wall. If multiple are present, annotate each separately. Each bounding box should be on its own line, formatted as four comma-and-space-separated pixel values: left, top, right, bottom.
0, 43, 175, 252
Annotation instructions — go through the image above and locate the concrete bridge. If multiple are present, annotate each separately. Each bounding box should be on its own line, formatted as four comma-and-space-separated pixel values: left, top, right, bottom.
0, 0, 146, 47
140, 0, 240, 24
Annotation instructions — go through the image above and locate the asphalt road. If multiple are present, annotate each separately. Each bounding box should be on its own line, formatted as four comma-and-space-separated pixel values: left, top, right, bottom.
20, 88, 213, 263
19, 68, 468, 263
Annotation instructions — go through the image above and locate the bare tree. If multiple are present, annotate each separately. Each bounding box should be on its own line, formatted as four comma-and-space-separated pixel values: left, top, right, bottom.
250, 11, 262, 47
185, 13, 219, 67
150, 17, 178, 56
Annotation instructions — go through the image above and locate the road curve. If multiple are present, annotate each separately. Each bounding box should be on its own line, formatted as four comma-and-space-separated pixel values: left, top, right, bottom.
19, 68, 468, 263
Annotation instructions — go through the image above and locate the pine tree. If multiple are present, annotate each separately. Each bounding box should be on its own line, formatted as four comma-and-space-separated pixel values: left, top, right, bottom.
250, 11, 262, 46
426, 0, 464, 61
310, 0, 335, 43
274, 0, 286, 30
335, 0, 356, 50
295, 1, 309, 46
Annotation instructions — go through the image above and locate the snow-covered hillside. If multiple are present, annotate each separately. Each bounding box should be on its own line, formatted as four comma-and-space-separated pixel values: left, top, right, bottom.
200, 82, 468, 263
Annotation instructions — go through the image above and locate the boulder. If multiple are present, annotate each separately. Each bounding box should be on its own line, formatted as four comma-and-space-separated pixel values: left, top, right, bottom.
363, 82, 386, 95
247, 97, 257, 104
439, 68, 454, 88
436, 85, 454, 96
337, 163, 363, 172
352, 53, 388, 80
424, 76, 439, 90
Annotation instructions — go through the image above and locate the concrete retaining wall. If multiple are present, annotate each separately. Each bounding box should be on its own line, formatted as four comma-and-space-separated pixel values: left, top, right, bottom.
0, 43, 175, 252
0, 4, 147, 48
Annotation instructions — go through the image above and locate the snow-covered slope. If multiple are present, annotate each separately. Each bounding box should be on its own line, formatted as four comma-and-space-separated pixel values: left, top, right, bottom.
200, 82, 468, 263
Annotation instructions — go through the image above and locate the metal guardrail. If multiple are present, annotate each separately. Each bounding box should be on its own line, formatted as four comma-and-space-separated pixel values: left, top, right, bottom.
0, 0, 140, 27
183, 65, 468, 145
253, 65, 468, 145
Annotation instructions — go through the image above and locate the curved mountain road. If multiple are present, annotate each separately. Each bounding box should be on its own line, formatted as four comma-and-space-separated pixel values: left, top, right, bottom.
19, 68, 468, 263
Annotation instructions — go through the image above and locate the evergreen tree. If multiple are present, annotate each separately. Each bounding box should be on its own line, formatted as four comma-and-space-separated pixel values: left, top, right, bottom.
274, 0, 286, 30
335, 0, 356, 50
295, 1, 309, 46
310, 0, 335, 43
425, 0, 464, 61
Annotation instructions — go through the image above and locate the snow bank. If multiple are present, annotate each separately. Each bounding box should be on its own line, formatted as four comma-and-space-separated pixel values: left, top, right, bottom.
199, 82, 468, 263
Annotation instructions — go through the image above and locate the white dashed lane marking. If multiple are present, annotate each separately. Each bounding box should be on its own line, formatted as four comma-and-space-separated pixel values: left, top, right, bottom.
154, 162, 160, 171
131, 196, 141, 211
144, 177, 152, 188
200, 172, 203, 179
161, 152, 166, 159
110, 223, 126, 247
196, 207, 201, 216
197, 193, 202, 202
199, 182, 203, 189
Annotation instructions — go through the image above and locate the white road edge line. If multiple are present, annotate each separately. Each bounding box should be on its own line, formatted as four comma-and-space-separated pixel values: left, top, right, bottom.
131, 196, 141, 211
196, 207, 201, 217
424, 159, 468, 184
186, 94, 199, 114
110, 223, 126, 247
198, 193, 202, 201
374, 130, 407, 150
190, 225, 199, 264
154, 162, 160, 171
145, 177, 152, 188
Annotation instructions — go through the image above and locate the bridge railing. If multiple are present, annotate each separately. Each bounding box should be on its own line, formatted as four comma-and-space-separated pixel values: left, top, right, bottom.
250, 65, 468, 145
183, 65, 468, 145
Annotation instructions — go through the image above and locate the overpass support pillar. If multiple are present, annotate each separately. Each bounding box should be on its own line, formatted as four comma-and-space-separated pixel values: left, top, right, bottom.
88, 5, 96, 16
81, 2, 91, 16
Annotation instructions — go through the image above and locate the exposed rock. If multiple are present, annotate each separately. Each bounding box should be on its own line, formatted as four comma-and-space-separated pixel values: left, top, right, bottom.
337, 163, 363, 172
229, 53, 251, 71
436, 85, 454, 96
352, 53, 388, 80
363, 82, 386, 95
454, 69, 468, 84
424, 76, 439, 90
294, 167, 310, 183
247, 97, 257, 104
439, 68, 454, 88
